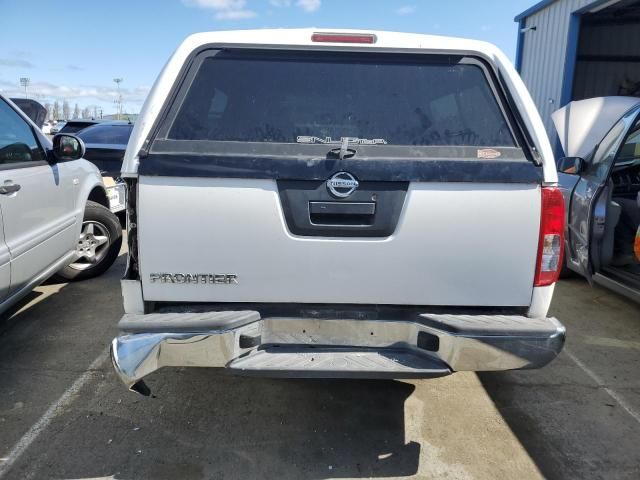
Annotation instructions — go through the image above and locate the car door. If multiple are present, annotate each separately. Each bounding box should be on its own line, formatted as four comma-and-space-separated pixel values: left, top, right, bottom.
567, 106, 640, 282
0, 98, 76, 293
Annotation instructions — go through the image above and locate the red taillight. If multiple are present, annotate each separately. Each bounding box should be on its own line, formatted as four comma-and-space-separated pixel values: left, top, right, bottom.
311, 32, 377, 44
534, 187, 566, 286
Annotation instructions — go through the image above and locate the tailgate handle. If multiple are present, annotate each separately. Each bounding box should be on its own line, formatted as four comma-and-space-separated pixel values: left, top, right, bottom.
309, 201, 376, 227
309, 201, 375, 216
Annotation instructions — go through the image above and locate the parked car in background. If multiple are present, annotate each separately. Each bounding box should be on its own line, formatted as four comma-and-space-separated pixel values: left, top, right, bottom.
76, 121, 133, 215
111, 29, 566, 396
41, 121, 52, 135
554, 96, 640, 302
50, 121, 66, 134
0, 95, 122, 315
76, 121, 133, 177
58, 119, 101, 134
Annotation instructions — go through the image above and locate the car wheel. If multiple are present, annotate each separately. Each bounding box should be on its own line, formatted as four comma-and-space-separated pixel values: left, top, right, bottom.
559, 256, 575, 279
55, 201, 123, 281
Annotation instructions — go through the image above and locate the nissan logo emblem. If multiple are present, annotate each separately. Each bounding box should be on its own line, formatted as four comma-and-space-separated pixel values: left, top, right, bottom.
327, 171, 359, 198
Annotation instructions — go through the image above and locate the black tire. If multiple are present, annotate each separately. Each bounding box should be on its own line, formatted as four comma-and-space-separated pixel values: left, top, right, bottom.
54, 201, 123, 281
559, 257, 575, 279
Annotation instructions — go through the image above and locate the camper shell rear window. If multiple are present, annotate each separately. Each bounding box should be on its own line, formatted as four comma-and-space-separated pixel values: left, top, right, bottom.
151, 49, 528, 160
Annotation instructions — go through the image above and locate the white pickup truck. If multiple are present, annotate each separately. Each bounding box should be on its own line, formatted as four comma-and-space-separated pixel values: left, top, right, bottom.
111, 29, 566, 396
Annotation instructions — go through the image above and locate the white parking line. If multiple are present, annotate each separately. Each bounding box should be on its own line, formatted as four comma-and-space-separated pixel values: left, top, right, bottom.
565, 348, 640, 424
0, 349, 109, 479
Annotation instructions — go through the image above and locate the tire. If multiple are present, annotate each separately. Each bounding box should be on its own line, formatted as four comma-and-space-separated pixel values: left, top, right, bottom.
55, 201, 123, 281
559, 256, 575, 279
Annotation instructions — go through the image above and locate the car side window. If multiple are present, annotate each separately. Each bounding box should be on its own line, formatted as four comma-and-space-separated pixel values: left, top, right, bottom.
614, 118, 640, 168
586, 109, 639, 181
0, 99, 46, 165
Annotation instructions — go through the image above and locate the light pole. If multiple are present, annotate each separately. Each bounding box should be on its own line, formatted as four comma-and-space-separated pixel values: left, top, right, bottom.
19, 77, 30, 99
113, 77, 123, 120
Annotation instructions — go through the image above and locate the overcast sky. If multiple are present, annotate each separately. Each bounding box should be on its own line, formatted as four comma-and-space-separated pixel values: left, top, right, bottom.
0, 0, 533, 115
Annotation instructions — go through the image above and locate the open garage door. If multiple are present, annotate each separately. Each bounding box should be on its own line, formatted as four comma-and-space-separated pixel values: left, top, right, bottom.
571, 0, 640, 101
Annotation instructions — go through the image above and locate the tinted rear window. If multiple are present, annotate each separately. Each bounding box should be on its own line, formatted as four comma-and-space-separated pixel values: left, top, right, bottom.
78, 124, 133, 144
60, 122, 95, 134
168, 51, 515, 148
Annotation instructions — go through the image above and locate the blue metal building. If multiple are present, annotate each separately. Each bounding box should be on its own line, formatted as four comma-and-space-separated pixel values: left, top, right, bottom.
515, 0, 640, 143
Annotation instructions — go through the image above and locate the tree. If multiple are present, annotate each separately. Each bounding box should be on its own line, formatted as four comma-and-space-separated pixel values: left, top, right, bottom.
44, 103, 52, 121
62, 100, 70, 120
72, 103, 80, 119
52, 101, 60, 120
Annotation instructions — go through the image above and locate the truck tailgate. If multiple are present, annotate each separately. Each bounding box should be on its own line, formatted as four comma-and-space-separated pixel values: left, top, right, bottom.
138, 176, 539, 306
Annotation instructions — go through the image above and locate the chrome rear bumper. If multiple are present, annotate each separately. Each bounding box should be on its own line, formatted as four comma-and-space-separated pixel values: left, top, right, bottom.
110, 311, 565, 395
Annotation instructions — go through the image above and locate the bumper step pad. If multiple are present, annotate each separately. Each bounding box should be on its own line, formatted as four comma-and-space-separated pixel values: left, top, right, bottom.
419, 313, 563, 335
118, 310, 260, 332
228, 347, 451, 379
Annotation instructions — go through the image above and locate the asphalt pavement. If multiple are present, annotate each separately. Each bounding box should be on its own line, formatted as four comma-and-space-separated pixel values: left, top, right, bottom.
0, 248, 639, 480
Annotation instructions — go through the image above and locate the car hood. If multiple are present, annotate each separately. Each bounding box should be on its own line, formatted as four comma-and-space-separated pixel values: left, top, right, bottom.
552, 96, 640, 159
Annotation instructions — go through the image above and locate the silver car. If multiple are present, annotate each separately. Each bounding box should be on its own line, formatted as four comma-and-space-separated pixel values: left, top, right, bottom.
555, 96, 640, 303
0, 95, 122, 314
